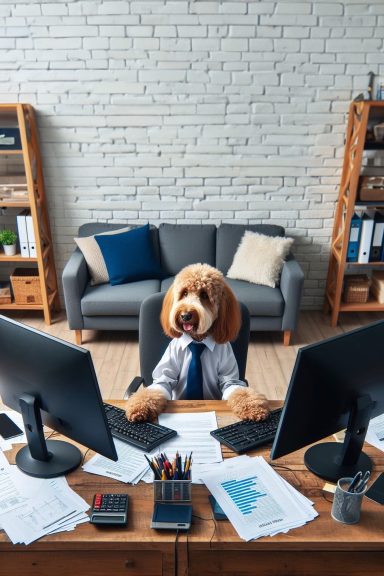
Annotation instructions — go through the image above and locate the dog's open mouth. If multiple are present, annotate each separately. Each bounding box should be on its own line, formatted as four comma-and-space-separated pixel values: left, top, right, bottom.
182, 322, 194, 333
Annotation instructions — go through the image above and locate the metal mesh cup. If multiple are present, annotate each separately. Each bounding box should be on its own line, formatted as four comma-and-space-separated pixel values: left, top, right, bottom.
331, 477, 367, 524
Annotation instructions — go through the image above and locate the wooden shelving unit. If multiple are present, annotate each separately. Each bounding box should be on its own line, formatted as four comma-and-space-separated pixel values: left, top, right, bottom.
324, 99, 384, 326
0, 103, 60, 324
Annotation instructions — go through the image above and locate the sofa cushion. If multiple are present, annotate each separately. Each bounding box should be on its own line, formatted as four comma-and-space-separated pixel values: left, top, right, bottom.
224, 278, 284, 317
159, 224, 216, 276
216, 223, 285, 274
95, 224, 163, 286
227, 231, 294, 288
81, 279, 161, 316
75, 226, 131, 286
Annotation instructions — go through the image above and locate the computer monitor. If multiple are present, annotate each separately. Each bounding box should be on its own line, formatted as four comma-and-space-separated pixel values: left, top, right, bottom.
270, 320, 384, 482
0, 315, 118, 478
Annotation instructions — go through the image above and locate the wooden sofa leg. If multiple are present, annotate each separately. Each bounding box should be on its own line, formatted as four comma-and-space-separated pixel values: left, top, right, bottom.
283, 330, 292, 346
75, 330, 82, 345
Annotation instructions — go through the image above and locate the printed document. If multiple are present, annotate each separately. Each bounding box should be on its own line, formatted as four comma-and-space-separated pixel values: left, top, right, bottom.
366, 412, 384, 451
83, 438, 152, 484
200, 455, 317, 541
158, 412, 223, 464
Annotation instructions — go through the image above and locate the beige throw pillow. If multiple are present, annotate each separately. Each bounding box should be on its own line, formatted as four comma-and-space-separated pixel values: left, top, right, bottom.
75, 227, 131, 285
227, 231, 294, 288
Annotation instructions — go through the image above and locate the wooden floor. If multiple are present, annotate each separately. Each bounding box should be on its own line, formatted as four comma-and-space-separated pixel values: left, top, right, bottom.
5, 309, 383, 402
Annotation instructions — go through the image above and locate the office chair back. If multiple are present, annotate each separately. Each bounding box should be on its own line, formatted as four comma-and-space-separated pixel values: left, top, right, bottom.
138, 292, 250, 388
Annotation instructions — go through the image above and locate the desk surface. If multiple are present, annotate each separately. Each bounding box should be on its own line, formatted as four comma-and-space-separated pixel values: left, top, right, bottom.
1, 400, 384, 576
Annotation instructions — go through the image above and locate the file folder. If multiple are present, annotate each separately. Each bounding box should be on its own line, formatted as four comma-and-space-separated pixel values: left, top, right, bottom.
369, 212, 384, 262
16, 209, 29, 258
358, 212, 375, 263
25, 215, 36, 258
347, 213, 362, 262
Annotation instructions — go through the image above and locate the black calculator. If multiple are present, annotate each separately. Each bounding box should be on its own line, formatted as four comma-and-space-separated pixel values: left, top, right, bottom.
90, 493, 129, 526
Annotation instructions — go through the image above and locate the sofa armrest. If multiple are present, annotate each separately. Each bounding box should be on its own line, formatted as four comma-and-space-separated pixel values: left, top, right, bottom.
62, 249, 89, 330
280, 255, 304, 331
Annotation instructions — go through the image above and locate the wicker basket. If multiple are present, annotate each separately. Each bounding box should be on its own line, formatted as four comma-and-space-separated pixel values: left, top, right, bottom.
10, 268, 42, 305
343, 275, 370, 304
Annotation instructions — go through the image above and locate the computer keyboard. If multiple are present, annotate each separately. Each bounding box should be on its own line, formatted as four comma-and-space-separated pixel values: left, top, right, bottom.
210, 407, 283, 454
103, 403, 177, 452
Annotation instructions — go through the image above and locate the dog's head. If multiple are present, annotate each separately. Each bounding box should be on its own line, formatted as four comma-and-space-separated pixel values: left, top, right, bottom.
160, 263, 241, 344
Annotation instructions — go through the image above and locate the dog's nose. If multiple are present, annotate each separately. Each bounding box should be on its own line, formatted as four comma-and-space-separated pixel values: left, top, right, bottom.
181, 312, 192, 322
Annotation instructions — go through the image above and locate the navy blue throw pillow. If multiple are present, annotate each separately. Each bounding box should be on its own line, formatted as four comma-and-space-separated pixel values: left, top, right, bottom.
95, 224, 162, 286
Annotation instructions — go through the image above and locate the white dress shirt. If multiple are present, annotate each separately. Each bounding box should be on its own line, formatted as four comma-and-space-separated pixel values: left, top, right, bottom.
148, 333, 247, 401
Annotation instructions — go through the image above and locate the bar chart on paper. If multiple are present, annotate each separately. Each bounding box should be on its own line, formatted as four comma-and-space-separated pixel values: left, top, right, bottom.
221, 476, 266, 515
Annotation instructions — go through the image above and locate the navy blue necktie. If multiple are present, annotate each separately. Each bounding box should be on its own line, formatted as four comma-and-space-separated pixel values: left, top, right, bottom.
186, 342, 206, 400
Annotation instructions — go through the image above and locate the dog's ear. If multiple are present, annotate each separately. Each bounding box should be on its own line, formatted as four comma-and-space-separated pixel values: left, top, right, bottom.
211, 283, 241, 344
160, 285, 182, 338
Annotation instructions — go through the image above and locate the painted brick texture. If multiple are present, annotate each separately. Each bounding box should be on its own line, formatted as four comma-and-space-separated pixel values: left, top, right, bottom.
1, 0, 384, 309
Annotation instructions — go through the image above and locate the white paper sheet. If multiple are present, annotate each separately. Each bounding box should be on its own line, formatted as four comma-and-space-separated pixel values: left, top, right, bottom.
158, 412, 223, 464
83, 438, 151, 484
366, 413, 384, 451
200, 455, 317, 541
0, 451, 26, 515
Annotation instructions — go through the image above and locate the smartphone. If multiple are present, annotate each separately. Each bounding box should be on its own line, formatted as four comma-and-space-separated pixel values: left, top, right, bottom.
0, 413, 23, 440
365, 473, 384, 505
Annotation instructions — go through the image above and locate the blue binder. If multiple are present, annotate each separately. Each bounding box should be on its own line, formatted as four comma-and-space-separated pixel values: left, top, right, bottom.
347, 213, 362, 262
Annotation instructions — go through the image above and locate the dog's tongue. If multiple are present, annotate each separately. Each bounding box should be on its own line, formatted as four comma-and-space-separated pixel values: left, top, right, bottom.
183, 323, 193, 332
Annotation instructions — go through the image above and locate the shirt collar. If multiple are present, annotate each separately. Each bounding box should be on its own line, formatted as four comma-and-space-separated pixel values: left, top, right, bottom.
179, 333, 216, 352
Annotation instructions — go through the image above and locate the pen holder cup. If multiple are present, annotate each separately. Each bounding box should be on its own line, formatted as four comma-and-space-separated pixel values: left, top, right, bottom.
154, 480, 192, 503
331, 477, 367, 525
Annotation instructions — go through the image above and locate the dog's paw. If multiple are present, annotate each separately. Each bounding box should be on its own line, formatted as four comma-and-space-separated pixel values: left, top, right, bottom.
227, 388, 270, 421
125, 388, 167, 422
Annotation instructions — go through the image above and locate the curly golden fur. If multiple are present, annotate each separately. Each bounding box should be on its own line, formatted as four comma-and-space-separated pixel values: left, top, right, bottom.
125, 388, 167, 422
125, 263, 270, 423
227, 388, 270, 421
161, 263, 241, 343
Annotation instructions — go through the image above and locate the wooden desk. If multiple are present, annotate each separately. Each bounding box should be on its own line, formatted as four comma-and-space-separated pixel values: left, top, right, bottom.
1, 401, 384, 576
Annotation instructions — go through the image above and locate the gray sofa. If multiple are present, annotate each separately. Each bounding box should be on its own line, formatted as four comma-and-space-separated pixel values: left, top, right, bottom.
62, 222, 304, 346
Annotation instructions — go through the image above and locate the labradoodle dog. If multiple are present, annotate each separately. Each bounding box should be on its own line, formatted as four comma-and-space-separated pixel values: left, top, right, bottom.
125, 263, 270, 422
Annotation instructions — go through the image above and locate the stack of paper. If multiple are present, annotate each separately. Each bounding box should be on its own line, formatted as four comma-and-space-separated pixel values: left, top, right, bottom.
200, 455, 318, 541
0, 451, 89, 545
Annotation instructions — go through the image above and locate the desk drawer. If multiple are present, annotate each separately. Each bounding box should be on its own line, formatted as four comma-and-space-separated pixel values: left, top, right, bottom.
189, 550, 384, 576
0, 550, 163, 576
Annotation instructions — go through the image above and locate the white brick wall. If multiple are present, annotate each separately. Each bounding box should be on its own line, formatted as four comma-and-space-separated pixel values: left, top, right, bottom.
2, 0, 384, 309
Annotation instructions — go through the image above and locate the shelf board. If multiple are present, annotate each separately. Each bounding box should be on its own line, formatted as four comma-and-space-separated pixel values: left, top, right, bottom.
339, 299, 384, 312
0, 253, 37, 262
0, 200, 30, 208
364, 142, 384, 150
0, 302, 43, 310
355, 201, 384, 207
0, 150, 22, 155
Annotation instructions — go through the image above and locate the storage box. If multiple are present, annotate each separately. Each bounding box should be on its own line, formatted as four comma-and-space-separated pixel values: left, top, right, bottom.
0, 128, 21, 150
0, 285, 11, 304
154, 480, 192, 503
359, 176, 384, 201
343, 275, 370, 304
10, 268, 42, 304
371, 270, 384, 304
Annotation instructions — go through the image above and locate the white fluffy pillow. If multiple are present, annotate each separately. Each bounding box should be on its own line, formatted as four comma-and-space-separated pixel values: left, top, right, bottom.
227, 231, 294, 288
75, 227, 131, 285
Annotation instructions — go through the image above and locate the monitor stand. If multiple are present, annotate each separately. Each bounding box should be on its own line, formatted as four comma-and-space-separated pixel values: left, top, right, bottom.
16, 393, 82, 479
304, 395, 374, 482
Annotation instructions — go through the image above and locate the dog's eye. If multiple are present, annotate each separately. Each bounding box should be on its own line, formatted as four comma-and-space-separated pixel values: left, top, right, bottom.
200, 291, 209, 300
181, 290, 188, 298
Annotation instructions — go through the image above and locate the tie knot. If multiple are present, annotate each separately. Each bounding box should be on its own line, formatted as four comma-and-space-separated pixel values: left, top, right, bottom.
188, 341, 205, 358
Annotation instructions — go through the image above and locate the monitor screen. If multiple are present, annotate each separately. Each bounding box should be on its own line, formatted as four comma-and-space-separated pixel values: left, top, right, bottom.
0, 315, 117, 478
270, 320, 384, 482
